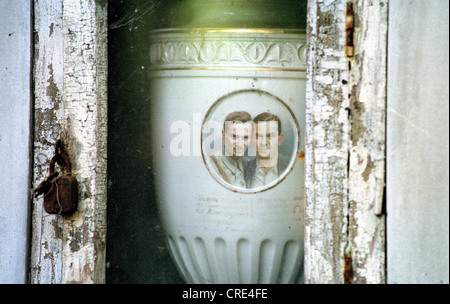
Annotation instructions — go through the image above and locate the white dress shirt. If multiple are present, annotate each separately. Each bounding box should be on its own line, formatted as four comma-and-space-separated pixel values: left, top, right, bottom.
251, 161, 279, 188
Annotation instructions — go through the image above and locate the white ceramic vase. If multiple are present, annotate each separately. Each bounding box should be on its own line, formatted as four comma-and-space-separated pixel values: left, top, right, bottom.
148, 1, 306, 284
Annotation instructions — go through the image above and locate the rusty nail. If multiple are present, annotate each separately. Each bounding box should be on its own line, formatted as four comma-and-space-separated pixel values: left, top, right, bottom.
346, 2, 355, 58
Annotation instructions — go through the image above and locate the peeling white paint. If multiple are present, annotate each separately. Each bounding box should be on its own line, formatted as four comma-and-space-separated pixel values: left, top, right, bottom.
347, 0, 387, 284
31, 0, 65, 284
305, 0, 386, 283
31, 0, 107, 284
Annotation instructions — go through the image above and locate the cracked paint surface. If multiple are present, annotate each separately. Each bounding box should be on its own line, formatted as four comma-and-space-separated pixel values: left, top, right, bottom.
31, 0, 107, 284
305, 0, 386, 284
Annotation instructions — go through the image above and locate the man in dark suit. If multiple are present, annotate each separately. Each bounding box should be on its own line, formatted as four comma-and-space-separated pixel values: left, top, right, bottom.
244, 112, 290, 189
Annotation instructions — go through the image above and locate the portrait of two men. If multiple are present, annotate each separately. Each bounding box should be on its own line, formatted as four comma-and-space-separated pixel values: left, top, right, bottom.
207, 111, 291, 191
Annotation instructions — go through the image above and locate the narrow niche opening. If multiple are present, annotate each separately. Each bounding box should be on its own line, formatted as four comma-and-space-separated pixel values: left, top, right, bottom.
106, 0, 307, 284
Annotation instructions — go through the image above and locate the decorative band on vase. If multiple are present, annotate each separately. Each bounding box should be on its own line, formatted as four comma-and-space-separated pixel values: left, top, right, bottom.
149, 29, 307, 71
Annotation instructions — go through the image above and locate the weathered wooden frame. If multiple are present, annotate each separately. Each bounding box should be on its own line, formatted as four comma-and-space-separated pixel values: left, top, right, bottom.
305, 0, 387, 283
30, 0, 386, 283
31, 0, 107, 284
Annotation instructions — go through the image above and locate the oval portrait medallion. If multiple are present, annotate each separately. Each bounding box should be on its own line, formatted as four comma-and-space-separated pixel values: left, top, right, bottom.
201, 89, 300, 193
